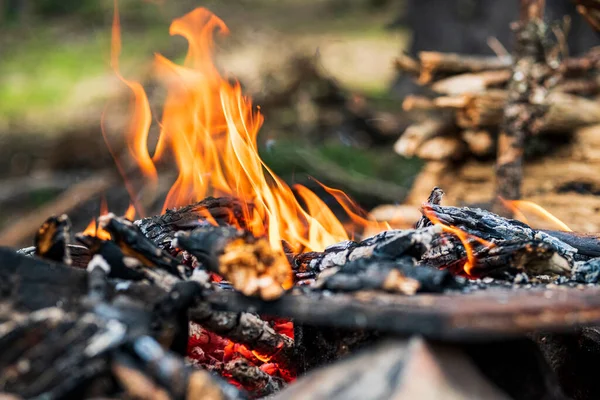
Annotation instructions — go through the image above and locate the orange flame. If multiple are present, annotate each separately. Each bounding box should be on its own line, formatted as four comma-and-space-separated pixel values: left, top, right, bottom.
423, 206, 494, 276
313, 179, 390, 239
499, 198, 572, 232
108, 7, 356, 252
83, 197, 112, 240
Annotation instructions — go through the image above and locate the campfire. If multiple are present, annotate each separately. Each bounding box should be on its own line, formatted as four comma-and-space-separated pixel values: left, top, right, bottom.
5, 1, 600, 399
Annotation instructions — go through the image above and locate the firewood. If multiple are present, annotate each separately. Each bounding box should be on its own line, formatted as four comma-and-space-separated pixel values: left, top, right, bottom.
393, 118, 454, 157
431, 70, 512, 95
454, 90, 508, 128
402, 95, 437, 111
189, 303, 295, 371
174, 226, 292, 300
293, 226, 441, 282
34, 215, 72, 266
394, 53, 421, 76
554, 77, 600, 95
417, 51, 513, 84
532, 91, 600, 133
225, 358, 285, 398
312, 258, 458, 294
98, 213, 184, 278
415, 136, 467, 161
461, 129, 495, 156
135, 196, 250, 252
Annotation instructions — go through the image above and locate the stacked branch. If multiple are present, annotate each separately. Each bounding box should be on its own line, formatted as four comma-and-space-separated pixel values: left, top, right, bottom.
394, 18, 600, 205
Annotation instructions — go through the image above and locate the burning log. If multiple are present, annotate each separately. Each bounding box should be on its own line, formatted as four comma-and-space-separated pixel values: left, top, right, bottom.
293, 226, 441, 283
188, 303, 295, 370
135, 196, 249, 252
175, 226, 292, 300
34, 214, 72, 265
224, 358, 285, 398
98, 213, 185, 278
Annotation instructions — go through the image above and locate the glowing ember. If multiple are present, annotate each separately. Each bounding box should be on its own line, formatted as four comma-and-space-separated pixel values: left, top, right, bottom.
422, 206, 494, 276
499, 198, 572, 232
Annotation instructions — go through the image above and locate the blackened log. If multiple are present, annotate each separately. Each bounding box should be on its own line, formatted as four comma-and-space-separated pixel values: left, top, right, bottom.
224, 358, 285, 398
293, 226, 441, 283
134, 196, 249, 251
174, 226, 291, 300
313, 258, 459, 294
421, 203, 577, 267
98, 213, 184, 278
204, 286, 600, 339
18, 244, 91, 268
572, 257, 600, 283
34, 214, 72, 265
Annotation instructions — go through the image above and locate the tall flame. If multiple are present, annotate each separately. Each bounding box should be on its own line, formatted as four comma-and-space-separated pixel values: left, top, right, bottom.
109, 7, 384, 252
499, 198, 572, 232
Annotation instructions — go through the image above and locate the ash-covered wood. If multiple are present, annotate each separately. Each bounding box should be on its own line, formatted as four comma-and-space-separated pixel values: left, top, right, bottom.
34, 214, 72, 265
175, 226, 291, 300
313, 258, 459, 295
293, 226, 441, 283
135, 196, 249, 251
420, 203, 575, 276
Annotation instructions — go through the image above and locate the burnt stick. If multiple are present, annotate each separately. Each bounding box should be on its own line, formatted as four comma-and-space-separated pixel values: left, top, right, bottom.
34, 214, 72, 266
174, 225, 291, 300
225, 358, 285, 398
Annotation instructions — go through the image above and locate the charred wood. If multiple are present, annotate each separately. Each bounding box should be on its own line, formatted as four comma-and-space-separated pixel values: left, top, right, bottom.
293, 226, 440, 283
134, 196, 249, 252
174, 226, 291, 300
224, 358, 285, 398
312, 258, 458, 294
98, 213, 184, 278
34, 214, 72, 265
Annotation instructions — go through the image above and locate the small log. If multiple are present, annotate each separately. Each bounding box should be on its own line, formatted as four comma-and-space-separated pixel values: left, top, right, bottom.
189, 304, 295, 371
532, 91, 600, 133
462, 129, 495, 157
135, 196, 249, 252
554, 77, 600, 95
418, 51, 513, 83
34, 215, 72, 266
394, 118, 454, 157
293, 226, 440, 282
174, 226, 291, 300
431, 70, 512, 95
394, 53, 421, 76
313, 258, 458, 294
415, 136, 467, 161
402, 95, 437, 111
454, 90, 508, 128
224, 358, 285, 398
98, 213, 184, 277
